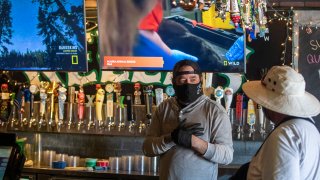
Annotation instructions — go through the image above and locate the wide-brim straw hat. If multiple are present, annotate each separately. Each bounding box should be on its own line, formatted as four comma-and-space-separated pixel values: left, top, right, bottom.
242, 66, 320, 117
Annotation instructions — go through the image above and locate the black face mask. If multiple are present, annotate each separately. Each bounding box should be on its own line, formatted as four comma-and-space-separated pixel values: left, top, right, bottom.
173, 83, 202, 105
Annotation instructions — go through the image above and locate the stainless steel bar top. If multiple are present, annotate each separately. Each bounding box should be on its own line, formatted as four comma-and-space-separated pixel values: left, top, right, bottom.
23, 165, 240, 179
23, 167, 159, 180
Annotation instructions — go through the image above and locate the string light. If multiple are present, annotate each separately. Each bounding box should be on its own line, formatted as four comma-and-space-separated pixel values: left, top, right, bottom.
292, 10, 320, 70
266, 2, 294, 66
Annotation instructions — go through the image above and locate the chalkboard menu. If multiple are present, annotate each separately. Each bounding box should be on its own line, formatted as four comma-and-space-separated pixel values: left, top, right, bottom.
298, 27, 320, 125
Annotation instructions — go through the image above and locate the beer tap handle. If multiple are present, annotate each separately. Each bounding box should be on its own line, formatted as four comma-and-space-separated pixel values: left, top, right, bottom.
38, 81, 49, 128
235, 93, 244, 139
247, 99, 256, 139
78, 87, 85, 121
165, 85, 175, 99
47, 81, 58, 127
21, 84, 31, 126
113, 82, 122, 104
30, 92, 34, 118
257, 104, 266, 137
105, 84, 114, 129
125, 94, 136, 132
223, 87, 233, 116
58, 85, 67, 121
67, 86, 75, 130
0, 84, 11, 126
134, 83, 141, 105
29, 84, 39, 128
39, 89, 47, 117
95, 87, 105, 127
10, 92, 17, 127
214, 86, 224, 104
14, 85, 24, 125
117, 96, 125, 131
143, 85, 153, 125
125, 94, 134, 122
21, 91, 25, 117
155, 88, 164, 106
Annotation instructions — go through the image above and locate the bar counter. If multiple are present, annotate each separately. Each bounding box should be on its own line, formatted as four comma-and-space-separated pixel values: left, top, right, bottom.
22, 165, 240, 180
22, 167, 159, 180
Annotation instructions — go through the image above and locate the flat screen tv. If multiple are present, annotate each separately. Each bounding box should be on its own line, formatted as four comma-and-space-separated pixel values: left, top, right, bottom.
97, 1, 245, 72
0, 0, 87, 71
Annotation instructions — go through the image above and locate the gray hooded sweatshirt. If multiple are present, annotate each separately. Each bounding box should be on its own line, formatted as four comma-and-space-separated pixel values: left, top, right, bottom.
143, 95, 233, 180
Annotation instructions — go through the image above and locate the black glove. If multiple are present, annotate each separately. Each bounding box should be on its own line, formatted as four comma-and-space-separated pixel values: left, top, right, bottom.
171, 120, 204, 148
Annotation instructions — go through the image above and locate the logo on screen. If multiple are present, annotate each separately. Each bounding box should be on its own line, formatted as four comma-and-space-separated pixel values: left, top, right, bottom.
224, 61, 240, 66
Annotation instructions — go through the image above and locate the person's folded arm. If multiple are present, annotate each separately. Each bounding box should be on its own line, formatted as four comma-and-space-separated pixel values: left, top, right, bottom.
142, 109, 175, 156
193, 112, 233, 164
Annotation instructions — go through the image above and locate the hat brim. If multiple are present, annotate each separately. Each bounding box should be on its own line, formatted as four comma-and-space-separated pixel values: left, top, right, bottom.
242, 81, 320, 118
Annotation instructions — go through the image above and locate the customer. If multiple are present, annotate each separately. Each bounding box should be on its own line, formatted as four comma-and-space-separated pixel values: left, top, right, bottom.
143, 60, 233, 180
241, 66, 320, 180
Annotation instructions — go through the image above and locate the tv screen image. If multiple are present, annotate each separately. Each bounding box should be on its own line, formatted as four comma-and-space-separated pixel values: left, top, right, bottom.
0, 0, 87, 71
97, 1, 245, 72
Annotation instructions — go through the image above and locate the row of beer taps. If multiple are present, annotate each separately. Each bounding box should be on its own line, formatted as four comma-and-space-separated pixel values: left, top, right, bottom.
209, 86, 274, 140
0, 79, 273, 139
0, 81, 162, 134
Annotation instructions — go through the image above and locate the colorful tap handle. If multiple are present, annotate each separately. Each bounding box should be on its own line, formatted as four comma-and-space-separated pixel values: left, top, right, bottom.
10, 93, 15, 105
155, 88, 164, 106
29, 84, 39, 118
47, 81, 59, 124
133, 82, 141, 105
95, 87, 105, 122
9, 92, 17, 124
21, 90, 25, 113
214, 86, 224, 104
247, 99, 256, 126
223, 87, 233, 115
0, 83, 11, 122
39, 81, 49, 117
78, 87, 85, 121
14, 85, 24, 113
113, 82, 122, 104
105, 84, 114, 119
165, 85, 175, 98
58, 86, 67, 120
23, 84, 31, 121
235, 93, 244, 127
230, 0, 241, 28
39, 89, 47, 117
118, 96, 125, 129
23, 84, 31, 103
29, 84, 39, 96
242, 94, 248, 126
